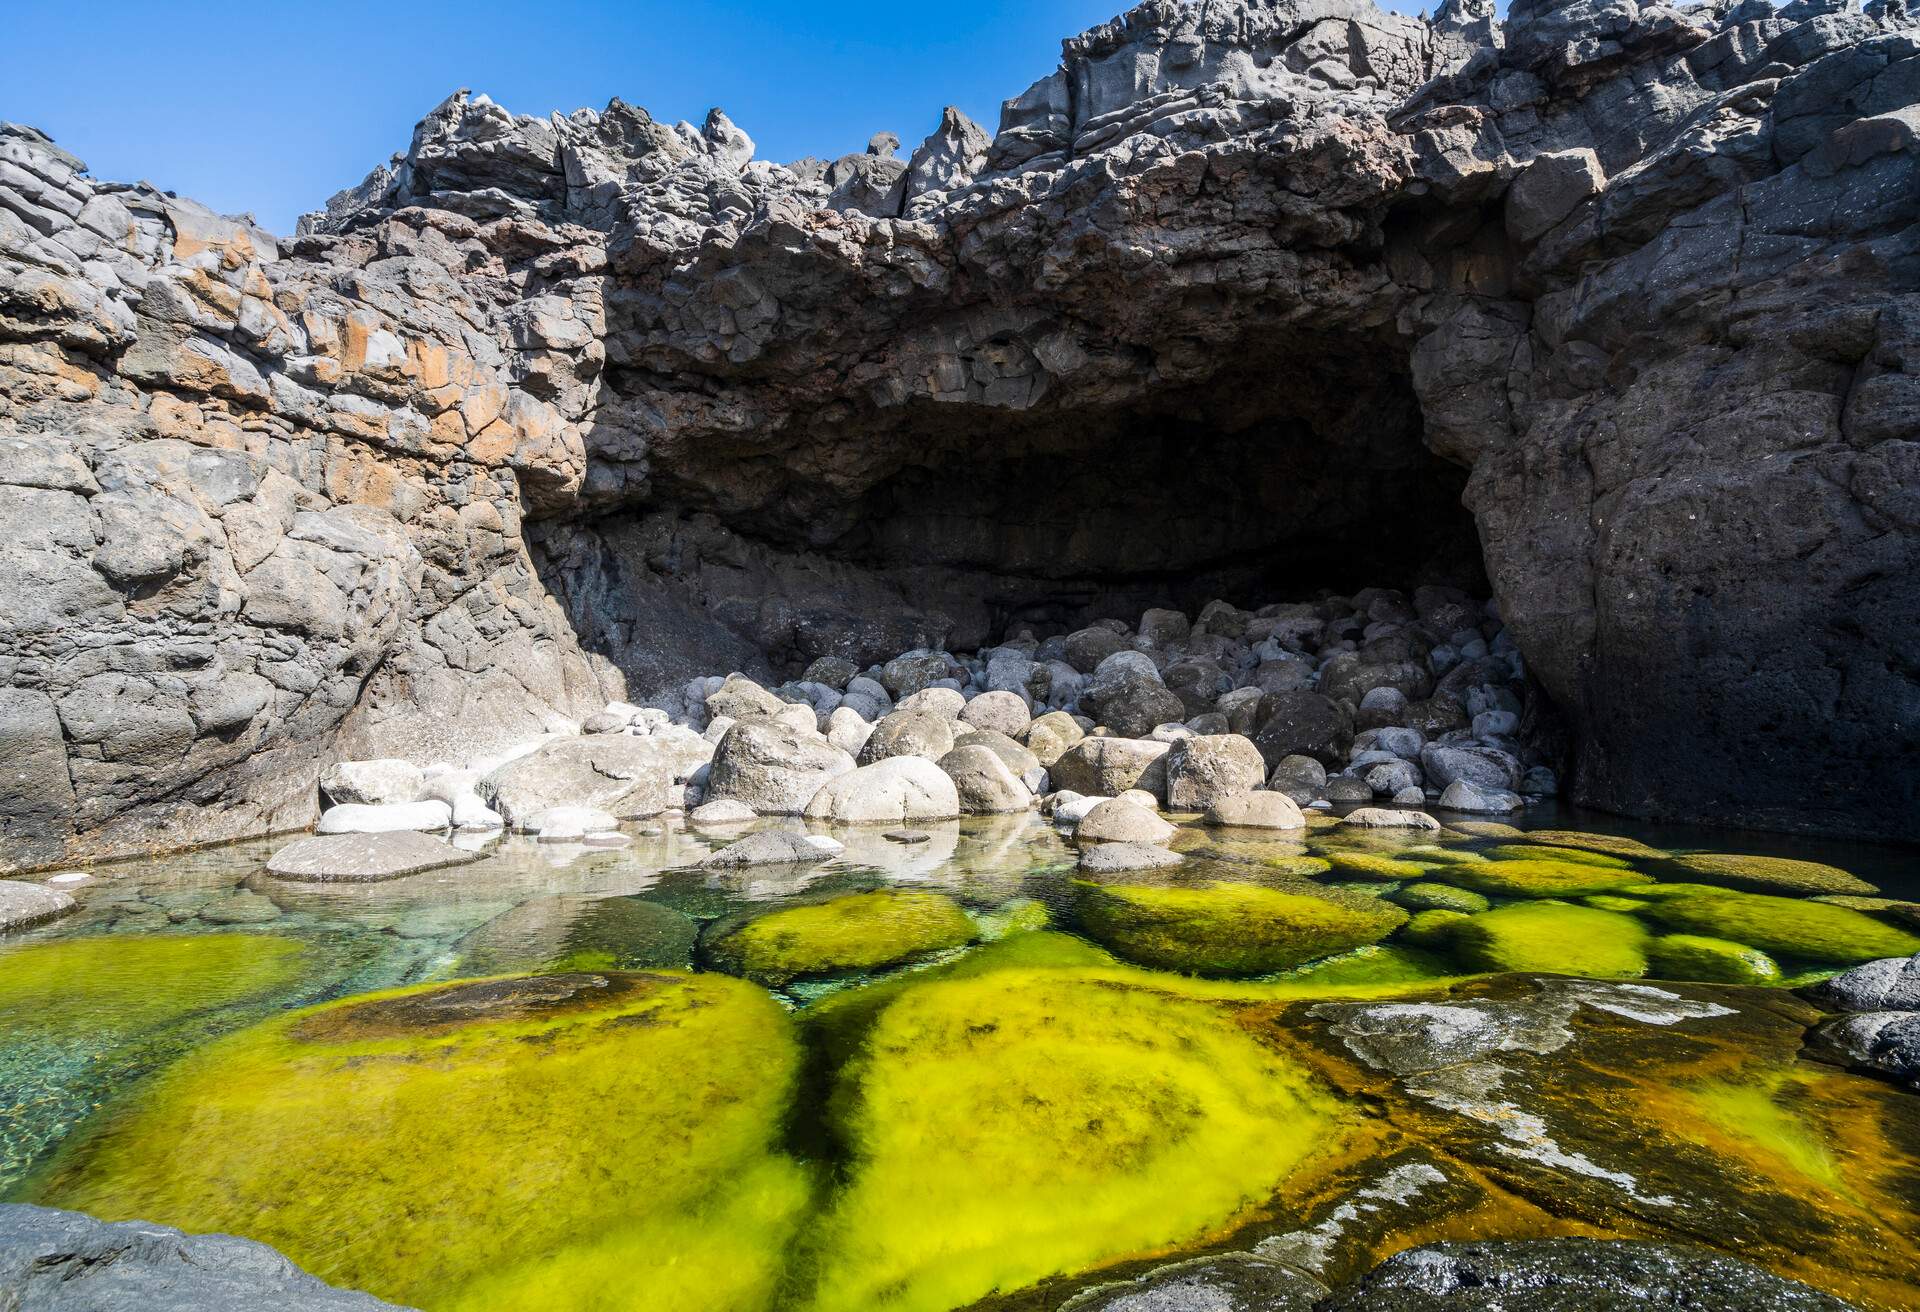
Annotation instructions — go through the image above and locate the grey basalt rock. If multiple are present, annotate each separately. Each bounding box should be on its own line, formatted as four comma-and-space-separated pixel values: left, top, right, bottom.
3, 0, 1918, 875
0, 1204, 410, 1311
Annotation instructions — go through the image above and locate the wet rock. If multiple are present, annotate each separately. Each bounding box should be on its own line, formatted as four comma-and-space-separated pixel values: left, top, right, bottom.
1812, 1011, 1920, 1089
319, 759, 424, 807
198, 891, 283, 925
1436, 778, 1522, 814
0, 880, 76, 931
1635, 888, 1920, 966
1647, 934, 1782, 985
706, 721, 856, 815
1808, 953, 1920, 1013
316, 801, 452, 835
701, 889, 973, 984
1061, 1252, 1325, 1312
697, 829, 832, 869
1077, 842, 1184, 874
1075, 879, 1406, 975
264, 832, 481, 883
1324, 1238, 1859, 1312
0, 1203, 408, 1310
1453, 903, 1650, 977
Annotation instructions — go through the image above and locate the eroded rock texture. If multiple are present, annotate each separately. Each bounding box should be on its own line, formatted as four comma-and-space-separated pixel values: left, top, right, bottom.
2, 0, 1916, 868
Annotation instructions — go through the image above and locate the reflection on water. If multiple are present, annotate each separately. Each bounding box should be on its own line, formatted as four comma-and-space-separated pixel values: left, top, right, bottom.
1, 807, 1917, 1311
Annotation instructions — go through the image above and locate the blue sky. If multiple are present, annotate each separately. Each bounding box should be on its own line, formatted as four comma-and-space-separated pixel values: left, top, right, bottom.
5, 0, 1425, 234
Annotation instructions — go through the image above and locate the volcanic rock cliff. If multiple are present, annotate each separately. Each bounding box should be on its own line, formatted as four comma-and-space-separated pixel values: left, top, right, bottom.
2, 0, 1916, 869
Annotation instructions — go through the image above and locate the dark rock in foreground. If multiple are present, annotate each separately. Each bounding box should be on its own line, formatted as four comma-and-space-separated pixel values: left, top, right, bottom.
0, 1203, 408, 1310
1322, 1238, 1859, 1312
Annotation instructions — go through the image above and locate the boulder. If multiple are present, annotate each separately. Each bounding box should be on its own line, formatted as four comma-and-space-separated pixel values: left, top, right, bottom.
524, 806, 621, 841
318, 759, 423, 807
1205, 792, 1305, 830
0, 1203, 406, 1311
1421, 742, 1523, 792
857, 709, 957, 765
1048, 737, 1171, 801
1164, 734, 1268, 811
706, 721, 856, 815
1077, 842, 1184, 873
937, 745, 1031, 815
688, 799, 757, 826
880, 651, 950, 698
315, 801, 451, 835
1083, 652, 1184, 738
704, 674, 786, 721
803, 756, 962, 824
897, 687, 966, 720
1062, 626, 1127, 673
1341, 807, 1441, 831
264, 831, 482, 883
1252, 692, 1353, 769
697, 829, 834, 869
958, 690, 1031, 737
1437, 778, 1523, 813
1074, 798, 1176, 845
1023, 710, 1086, 766
481, 737, 681, 824
0, 880, 76, 931
1810, 953, 1920, 1013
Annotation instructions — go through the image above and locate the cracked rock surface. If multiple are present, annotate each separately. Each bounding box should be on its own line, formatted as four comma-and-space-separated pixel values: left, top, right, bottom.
2, 0, 1917, 869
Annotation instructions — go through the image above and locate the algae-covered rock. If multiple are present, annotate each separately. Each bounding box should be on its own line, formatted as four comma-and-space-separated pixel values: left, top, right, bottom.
1282, 943, 1460, 987
1400, 909, 1473, 950
701, 889, 976, 985
1391, 882, 1490, 914
1439, 859, 1645, 899
804, 965, 1350, 1312
1582, 894, 1652, 913
1502, 830, 1665, 860
1484, 844, 1632, 869
1323, 851, 1431, 881
1661, 853, 1878, 897
1074, 879, 1406, 976
30, 971, 811, 1312
1647, 934, 1783, 985
1452, 903, 1649, 978
1637, 890, 1920, 966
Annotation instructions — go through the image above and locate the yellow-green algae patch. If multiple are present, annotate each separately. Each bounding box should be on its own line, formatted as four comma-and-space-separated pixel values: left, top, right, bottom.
1438, 859, 1646, 899
1483, 844, 1633, 869
1452, 902, 1650, 977
1661, 852, 1878, 896
30, 970, 812, 1312
1320, 851, 1432, 880
702, 890, 977, 985
1502, 830, 1665, 859
1074, 879, 1407, 976
1632, 888, 1920, 964
0, 933, 308, 1035
1646, 933, 1782, 984
1679, 1071, 1851, 1197
802, 964, 1354, 1312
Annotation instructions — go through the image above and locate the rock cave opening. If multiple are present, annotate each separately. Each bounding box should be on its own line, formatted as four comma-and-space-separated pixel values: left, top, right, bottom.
534, 335, 1488, 700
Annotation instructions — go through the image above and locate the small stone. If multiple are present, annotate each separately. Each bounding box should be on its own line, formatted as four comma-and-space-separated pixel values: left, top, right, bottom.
199, 891, 282, 924
884, 829, 931, 844
1342, 807, 1441, 831
1205, 791, 1306, 830
1075, 798, 1177, 845
699, 830, 834, 869
689, 799, 757, 826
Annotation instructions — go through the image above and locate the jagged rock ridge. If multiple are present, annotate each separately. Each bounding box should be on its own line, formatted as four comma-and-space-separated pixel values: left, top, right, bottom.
1, 0, 1916, 869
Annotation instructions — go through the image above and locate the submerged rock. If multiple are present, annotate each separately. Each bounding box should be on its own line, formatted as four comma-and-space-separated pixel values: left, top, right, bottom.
0, 1203, 408, 1310
1452, 903, 1649, 978
1633, 888, 1920, 966
701, 889, 975, 985
1661, 853, 1878, 897
697, 829, 832, 869
28, 972, 811, 1311
1074, 880, 1406, 976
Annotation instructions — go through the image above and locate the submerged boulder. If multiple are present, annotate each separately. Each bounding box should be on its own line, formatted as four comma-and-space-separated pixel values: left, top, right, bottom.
701, 889, 975, 985
27, 972, 811, 1312
1634, 888, 1920, 966
1451, 903, 1649, 978
1074, 880, 1406, 975
1661, 853, 1877, 897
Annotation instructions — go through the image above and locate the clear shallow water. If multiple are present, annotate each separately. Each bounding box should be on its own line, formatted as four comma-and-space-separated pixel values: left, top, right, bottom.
2, 808, 1917, 1310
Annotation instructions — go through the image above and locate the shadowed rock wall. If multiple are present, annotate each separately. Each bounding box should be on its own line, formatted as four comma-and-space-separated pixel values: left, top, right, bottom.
2, 0, 1916, 867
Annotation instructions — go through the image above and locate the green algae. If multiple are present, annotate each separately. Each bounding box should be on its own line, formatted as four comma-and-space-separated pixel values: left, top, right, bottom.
1679, 1072, 1850, 1198
702, 890, 978, 985
1452, 902, 1650, 977
1504, 829, 1665, 860
1321, 851, 1432, 880
1581, 894, 1652, 913
1634, 888, 1920, 965
1438, 859, 1647, 899
804, 964, 1352, 1312
30, 971, 812, 1312
1390, 881, 1490, 913
1646, 933, 1783, 985
1280, 943, 1459, 986
1484, 844, 1634, 869
0, 933, 308, 1036
1399, 908, 1473, 950
975, 897, 1052, 939
1661, 852, 1877, 896
1073, 879, 1407, 976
